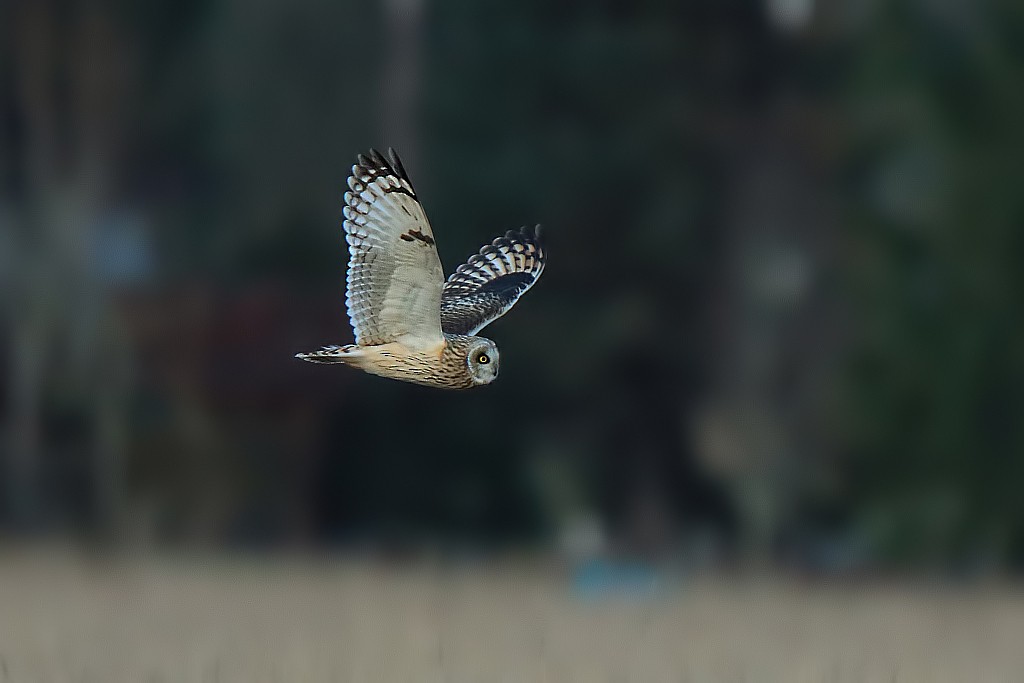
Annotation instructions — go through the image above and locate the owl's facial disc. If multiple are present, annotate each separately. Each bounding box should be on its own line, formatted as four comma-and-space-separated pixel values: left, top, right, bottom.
467, 339, 499, 385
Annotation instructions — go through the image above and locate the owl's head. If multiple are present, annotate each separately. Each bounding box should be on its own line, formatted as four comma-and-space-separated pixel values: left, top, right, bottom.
466, 338, 499, 385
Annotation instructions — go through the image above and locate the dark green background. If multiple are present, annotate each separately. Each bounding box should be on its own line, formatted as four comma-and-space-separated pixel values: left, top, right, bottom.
2, 0, 1022, 571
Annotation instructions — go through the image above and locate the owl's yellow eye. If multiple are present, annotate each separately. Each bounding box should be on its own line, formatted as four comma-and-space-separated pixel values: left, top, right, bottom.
478, 354, 490, 364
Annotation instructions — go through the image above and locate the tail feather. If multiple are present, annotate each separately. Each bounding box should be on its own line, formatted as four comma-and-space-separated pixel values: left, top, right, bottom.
295, 344, 358, 364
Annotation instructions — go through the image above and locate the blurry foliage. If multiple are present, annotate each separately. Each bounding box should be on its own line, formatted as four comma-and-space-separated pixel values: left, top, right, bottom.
2, 0, 1023, 570
842, 0, 1024, 566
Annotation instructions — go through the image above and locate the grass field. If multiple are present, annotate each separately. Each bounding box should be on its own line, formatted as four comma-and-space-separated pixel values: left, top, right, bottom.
0, 548, 1021, 682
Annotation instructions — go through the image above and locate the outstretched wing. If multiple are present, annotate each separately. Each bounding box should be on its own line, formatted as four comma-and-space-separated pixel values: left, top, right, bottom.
343, 148, 445, 350
440, 225, 545, 336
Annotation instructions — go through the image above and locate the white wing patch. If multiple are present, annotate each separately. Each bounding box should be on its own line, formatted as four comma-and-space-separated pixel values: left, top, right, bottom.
343, 149, 445, 351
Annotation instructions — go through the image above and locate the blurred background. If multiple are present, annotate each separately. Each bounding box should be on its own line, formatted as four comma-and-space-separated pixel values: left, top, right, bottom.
2, 0, 1024, 573
4, 0, 1024, 677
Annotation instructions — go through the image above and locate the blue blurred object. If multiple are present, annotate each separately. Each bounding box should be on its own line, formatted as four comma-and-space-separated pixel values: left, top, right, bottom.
571, 558, 667, 600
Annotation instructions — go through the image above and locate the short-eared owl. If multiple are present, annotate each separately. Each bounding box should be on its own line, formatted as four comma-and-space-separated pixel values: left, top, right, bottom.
296, 148, 545, 389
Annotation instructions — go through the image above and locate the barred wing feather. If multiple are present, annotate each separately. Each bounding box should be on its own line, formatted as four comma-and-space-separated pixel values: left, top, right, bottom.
440, 226, 545, 336
343, 148, 445, 350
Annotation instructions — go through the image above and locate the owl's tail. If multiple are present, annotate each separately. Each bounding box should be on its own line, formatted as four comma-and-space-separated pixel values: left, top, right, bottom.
295, 344, 359, 364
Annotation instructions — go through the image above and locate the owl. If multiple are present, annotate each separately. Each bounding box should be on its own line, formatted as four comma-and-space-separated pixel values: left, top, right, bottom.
296, 148, 545, 389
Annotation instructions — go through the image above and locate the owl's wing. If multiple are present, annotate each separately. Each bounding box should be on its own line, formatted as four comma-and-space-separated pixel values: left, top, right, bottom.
343, 148, 445, 350
440, 225, 545, 336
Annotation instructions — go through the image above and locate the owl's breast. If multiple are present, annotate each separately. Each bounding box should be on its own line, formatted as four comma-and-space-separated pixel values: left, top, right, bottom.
354, 342, 473, 389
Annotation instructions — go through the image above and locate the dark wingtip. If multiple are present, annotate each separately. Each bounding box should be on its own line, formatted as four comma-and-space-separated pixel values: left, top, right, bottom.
355, 147, 413, 189
496, 225, 544, 251
387, 147, 412, 186
388, 146, 402, 170
509, 224, 543, 245
356, 148, 388, 174
369, 148, 390, 171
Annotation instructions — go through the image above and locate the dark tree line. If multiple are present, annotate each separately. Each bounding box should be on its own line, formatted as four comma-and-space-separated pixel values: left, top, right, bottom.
1, 0, 1022, 570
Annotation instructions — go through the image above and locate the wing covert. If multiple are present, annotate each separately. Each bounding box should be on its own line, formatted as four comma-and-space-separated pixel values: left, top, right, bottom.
440, 225, 545, 336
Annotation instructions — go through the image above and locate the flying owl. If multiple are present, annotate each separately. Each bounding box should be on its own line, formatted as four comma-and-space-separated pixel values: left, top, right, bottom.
296, 148, 545, 389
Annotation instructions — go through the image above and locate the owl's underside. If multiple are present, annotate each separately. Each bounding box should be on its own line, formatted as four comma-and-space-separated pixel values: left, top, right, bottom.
296, 148, 545, 389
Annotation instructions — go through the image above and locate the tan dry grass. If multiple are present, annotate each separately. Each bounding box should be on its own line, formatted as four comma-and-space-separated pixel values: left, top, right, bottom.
0, 548, 1022, 682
